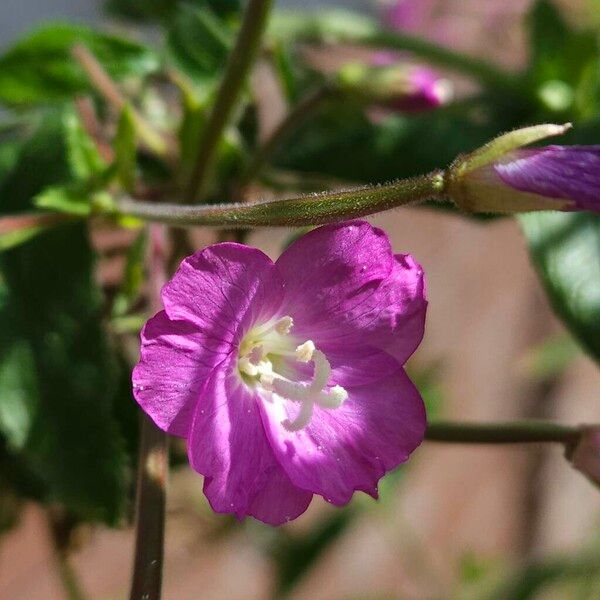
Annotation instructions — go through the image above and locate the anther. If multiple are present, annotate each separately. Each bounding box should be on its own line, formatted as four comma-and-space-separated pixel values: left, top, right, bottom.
275, 316, 294, 335
295, 340, 315, 363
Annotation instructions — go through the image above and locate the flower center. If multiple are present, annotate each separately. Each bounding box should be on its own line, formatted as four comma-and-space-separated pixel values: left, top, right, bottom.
237, 316, 348, 431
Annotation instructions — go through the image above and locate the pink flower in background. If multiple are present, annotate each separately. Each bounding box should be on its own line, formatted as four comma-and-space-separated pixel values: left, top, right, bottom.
370, 52, 452, 113
133, 222, 427, 525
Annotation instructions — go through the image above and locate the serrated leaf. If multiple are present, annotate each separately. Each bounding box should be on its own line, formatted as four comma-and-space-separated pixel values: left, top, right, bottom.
0, 115, 129, 524
520, 212, 600, 362
0, 24, 159, 106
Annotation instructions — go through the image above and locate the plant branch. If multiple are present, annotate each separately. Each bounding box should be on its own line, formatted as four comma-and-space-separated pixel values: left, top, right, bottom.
185, 0, 274, 202
72, 44, 174, 159
129, 225, 168, 600
425, 420, 582, 445
119, 171, 445, 228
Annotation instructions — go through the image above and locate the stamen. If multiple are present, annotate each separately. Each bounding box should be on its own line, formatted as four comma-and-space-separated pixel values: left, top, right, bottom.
275, 316, 294, 335
316, 385, 348, 409
239, 357, 259, 377
295, 340, 315, 363
237, 317, 347, 431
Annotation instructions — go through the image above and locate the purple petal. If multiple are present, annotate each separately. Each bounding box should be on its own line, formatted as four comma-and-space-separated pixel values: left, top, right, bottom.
494, 146, 600, 212
188, 355, 312, 525
276, 221, 427, 365
132, 311, 229, 436
161, 243, 284, 347
258, 369, 426, 506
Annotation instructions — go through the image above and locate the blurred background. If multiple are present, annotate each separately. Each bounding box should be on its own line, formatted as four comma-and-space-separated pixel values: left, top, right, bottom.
0, 1, 599, 599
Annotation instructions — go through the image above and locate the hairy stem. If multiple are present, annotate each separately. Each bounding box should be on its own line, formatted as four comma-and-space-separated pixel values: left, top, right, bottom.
119, 171, 445, 228
185, 0, 274, 202
425, 420, 582, 445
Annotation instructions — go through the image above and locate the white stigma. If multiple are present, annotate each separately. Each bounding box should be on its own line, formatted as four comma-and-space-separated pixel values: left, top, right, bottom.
237, 316, 347, 431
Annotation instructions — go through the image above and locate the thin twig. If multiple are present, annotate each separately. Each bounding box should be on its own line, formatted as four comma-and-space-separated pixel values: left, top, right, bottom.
129, 225, 169, 600
425, 420, 582, 445
119, 171, 446, 228
185, 0, 275, 202
72, 44, 174, 159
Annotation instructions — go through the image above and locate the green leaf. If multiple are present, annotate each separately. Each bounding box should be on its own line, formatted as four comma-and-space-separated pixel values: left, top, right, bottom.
115, 105, 137, 191
35, 185, 93, 216
64, 111, 106, 180
526, 0, 599, 117
167, 3, 232, 85
0, 282, 39, 450
0, 24, 159, 106
0, 115, 129, 524
105, 0, 240, 23
519, 212, 600, 363
112, 228, 148, 316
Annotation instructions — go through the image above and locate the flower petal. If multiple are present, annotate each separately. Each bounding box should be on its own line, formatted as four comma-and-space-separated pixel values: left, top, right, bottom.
133, 310, 229, 436
188, 355, 312, 525
162, 243, 284, 346
259, 368, 426, 505
494, 146, 600, 212
277, 222, 426, 364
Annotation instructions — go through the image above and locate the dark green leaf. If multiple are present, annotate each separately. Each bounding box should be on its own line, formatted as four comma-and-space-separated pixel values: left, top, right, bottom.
519, 212, 600, 363
527, 1, 599, 117
167, 3, 232, 85
0, 115, 129, 524
0, 24, 159, 106
105, 0, 240, 23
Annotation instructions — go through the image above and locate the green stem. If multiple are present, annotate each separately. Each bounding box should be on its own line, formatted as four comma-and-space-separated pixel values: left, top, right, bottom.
119, 171, 445, 228
425, 420, 581, 445
185, 0, 274, 203
239, 83, 340, 187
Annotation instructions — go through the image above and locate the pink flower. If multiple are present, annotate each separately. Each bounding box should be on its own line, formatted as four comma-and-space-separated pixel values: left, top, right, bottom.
133, 222, 427, 525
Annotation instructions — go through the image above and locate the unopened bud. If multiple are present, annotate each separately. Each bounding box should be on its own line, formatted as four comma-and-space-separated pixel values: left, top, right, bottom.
445, 124, 600, 214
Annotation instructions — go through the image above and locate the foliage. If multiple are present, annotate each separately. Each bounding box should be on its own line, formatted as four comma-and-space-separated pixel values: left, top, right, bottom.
0, 0, 598, 595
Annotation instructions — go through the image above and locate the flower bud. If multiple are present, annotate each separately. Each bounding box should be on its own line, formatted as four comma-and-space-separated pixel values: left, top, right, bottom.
568, 427, 600, 488
337, 59, 452, 115
446, 124, 600, 214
